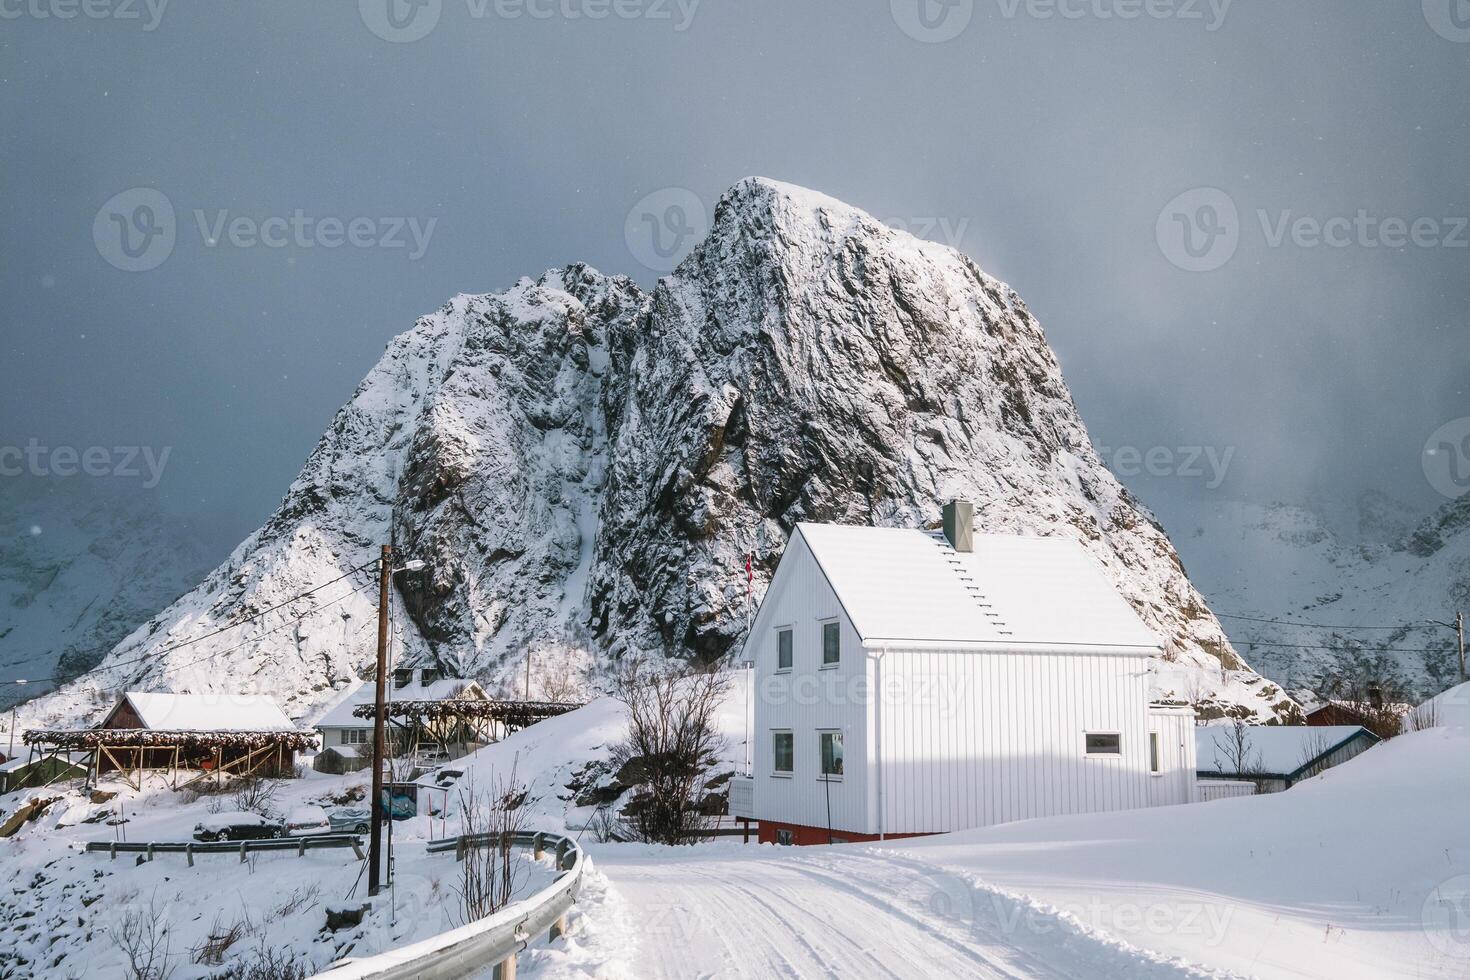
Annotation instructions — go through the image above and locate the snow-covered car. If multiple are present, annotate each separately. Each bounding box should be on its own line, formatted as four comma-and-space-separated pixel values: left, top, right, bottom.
192, 811, 285, 842
327, 806, 372, 834
284, 805, 331, 837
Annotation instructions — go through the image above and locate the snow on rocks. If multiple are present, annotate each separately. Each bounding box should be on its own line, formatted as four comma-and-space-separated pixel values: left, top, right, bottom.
23, 179, 1293, 730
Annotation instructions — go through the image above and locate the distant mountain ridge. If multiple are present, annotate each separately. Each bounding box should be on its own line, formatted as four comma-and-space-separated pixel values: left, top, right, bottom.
1172, 492, 1470, 699
20, 178, 1298, 729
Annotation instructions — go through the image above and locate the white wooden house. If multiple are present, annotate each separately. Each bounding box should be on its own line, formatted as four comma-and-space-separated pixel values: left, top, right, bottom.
312, 669, 489, 773
730, 500, 1197, 845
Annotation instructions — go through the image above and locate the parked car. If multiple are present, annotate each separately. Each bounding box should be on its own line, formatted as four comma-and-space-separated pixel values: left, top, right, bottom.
193, 811, 285, 842
328, 806, 372, 834
284, 805, 331, 837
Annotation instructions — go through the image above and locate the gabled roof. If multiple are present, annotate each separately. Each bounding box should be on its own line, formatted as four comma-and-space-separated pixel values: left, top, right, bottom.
314, 676, 485, 729
790, 523, 1160, 651
1195, 724, 1377, 779
111, 692, 294, 732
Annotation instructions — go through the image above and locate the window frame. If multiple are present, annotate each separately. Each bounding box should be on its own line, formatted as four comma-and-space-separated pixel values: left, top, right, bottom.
1148, 731, 1161, 774
775, 626, 794, 673
775, 828, 794, 846
818, 729, 844, 780
771, 730, 794, 777
819, 618, 841, 669
1084, 732, 1122, 757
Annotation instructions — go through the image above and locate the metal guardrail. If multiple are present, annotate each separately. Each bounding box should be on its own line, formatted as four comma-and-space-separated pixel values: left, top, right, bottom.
85, 834, 366, 863
313, 830, 585, 980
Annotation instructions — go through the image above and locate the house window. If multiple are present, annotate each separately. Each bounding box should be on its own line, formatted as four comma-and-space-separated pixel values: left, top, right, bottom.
821, 621, 840, 667
819, 730, 844, 778
343, 728, 370, 746
1085, 733, 1121, 756
1149, 732, 1161, 773
776, 628, 793, 672
772, 732, 794, 775
776, 829, 794, 846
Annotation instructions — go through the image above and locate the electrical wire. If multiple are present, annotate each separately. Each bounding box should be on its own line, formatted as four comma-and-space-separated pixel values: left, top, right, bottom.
2, 561, 381, 687
1215, 612, 1444, 631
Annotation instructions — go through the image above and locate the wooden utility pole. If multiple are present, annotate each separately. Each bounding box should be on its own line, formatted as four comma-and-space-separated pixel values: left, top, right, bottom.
368, 544, 392, 898
1458, 611, 1465, 685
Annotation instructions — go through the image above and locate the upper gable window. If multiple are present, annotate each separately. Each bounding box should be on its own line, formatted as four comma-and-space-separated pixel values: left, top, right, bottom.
821, 620, 840, 667
776, 628, 793, 672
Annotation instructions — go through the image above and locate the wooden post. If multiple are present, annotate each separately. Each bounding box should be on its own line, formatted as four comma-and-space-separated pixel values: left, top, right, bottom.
493, 954, 517, 980
549, 912, 568, 942
186, 843, 194, 867
239, 841, 248, 864
369, 544, 392, 898
532, 832, 545, 861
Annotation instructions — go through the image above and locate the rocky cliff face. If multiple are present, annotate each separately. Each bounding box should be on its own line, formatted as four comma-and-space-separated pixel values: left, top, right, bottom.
21, 179, 1295, 727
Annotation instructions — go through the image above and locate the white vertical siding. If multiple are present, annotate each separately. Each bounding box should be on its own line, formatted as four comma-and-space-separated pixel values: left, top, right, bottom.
750, 533, 870, 836
873, 648, 1155, 835
1147, 705, 1198, 807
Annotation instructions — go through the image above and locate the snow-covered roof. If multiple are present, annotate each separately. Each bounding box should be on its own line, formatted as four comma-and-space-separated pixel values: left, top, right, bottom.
314, 673, 484, 729
1195, 725, 1374, 778
114, 692, 294, 732
792, 524, 1160, 651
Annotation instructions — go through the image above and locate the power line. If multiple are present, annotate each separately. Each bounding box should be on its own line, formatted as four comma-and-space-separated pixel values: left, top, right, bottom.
1215, 612, 1441, 631
2, 559, 381, 688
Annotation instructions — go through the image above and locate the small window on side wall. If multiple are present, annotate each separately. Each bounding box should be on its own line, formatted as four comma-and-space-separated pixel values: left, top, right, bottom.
1085, 733, 1121, 756
772, 732, 794, 775
777, 628, 793, 671
1149, 732, 1161, 773
821, 620, 840, 667
776, 829, 794, 846
820, 730, 844, 778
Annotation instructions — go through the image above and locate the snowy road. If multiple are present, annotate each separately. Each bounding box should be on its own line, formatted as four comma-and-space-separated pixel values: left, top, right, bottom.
576, 843, 1220, 980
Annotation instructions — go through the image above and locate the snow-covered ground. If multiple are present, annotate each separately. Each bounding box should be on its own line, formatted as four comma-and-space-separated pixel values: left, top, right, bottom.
0, 766, 556, 978
523, 690, 1470, 979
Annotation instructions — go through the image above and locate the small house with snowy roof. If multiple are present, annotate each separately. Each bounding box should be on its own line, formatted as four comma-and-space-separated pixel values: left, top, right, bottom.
729, 500, 1198, 846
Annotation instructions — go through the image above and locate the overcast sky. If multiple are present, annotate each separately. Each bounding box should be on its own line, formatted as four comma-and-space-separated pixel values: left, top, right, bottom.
3, 0, 1467, 558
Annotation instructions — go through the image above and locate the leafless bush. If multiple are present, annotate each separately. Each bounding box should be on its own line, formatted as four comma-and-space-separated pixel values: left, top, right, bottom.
210, 944, 312, 980
453, 760, 533, 926
109, 891, 174, 980
1317, 678, 1411, 740
231, 777, 279, 817
1211, 718, 1267, 791
270, 883, 321, 920
1293, 730, 1334, 782
589, 805, 620, 843
610, 663, 728, 845
191, 914, 247, 966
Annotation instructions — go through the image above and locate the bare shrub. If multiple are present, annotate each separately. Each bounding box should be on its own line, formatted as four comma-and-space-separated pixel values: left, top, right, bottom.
270, 883, 321, 920
1317, 678, 1411, 740
610, 663, 728, 845
211, 944, 312, 980
109, 891, 174, 980
191, 914, 247, 966
231, 777, 280, 817
589, 805, 620, 844
1211, 718, 1268, 792
453, 760, 533, 925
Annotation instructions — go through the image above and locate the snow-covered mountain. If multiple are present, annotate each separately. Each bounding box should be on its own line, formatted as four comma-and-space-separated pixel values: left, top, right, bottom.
19, 178, 1298, 728
0, 481, 213, 711
1170, 492, 1470, 700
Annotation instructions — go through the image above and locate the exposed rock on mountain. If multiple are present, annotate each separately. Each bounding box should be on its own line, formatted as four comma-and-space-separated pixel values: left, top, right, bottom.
20, 179, 1295, 728
1173, 493, 1470, 699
